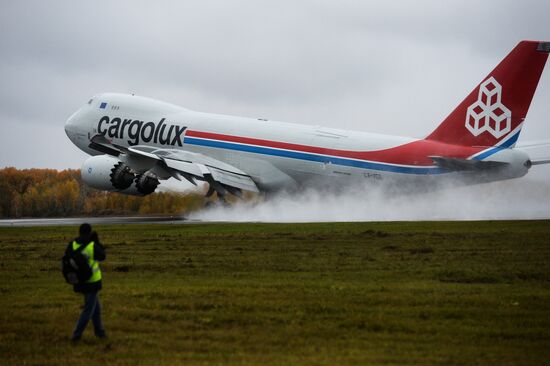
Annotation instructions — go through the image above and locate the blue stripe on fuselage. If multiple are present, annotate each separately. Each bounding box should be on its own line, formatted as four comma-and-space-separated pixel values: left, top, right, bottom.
184, 137, 443, 175
471, 130, 520, 161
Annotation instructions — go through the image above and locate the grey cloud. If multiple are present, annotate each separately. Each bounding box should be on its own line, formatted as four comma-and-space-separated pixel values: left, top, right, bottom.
0, 0, 549, 170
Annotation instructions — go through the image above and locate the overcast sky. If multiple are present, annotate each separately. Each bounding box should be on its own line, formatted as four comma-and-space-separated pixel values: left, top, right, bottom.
1, 0, 549, 173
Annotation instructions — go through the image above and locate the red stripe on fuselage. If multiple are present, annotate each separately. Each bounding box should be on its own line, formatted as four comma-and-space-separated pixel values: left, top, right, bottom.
185, 130, 485, 166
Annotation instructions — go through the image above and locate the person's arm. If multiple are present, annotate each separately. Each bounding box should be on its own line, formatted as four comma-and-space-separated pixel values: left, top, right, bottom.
91, 232, 106, 261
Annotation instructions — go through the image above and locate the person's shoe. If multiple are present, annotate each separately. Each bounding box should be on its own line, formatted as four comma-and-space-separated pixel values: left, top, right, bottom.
71, 335, 81, 344
96, 333, 108, 340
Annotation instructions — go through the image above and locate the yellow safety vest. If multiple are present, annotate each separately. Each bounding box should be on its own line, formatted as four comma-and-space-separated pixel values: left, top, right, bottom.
72, 241, 102, 283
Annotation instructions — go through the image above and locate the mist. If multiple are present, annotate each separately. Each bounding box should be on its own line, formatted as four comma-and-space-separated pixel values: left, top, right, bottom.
190, 175, 550, 222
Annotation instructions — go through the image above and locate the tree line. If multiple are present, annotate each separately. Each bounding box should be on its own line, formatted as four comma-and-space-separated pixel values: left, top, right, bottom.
0, 167, 205, 218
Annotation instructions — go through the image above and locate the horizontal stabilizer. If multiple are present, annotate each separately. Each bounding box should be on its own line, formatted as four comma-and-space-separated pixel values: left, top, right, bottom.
516, 139, 550, 149
530, 159, 550, 166
430, 156, 508, 171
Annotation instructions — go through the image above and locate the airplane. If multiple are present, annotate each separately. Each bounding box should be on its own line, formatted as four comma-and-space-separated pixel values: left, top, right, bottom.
65, 40, 550, 201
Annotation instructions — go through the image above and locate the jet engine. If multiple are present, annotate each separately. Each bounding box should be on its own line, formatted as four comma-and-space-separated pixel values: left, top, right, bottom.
81, 155, 160, 196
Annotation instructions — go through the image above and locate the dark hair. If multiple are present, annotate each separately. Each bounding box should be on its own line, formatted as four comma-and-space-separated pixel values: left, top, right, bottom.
79, 223, 92, 237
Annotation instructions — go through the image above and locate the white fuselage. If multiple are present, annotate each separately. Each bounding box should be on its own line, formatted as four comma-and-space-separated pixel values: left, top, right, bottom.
66, 93, 530, 192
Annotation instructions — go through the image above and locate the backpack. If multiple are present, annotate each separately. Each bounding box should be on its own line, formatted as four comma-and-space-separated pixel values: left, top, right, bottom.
62, 242, 93, 285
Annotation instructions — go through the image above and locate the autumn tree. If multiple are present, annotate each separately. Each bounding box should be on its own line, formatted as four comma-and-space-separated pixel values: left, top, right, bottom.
0, 167, 205, 218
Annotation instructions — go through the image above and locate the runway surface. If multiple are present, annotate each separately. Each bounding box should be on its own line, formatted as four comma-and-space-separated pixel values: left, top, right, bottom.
0, 216, 190, 227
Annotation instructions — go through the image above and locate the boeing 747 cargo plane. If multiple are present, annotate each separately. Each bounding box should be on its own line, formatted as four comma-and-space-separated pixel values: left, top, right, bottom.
65, 41, 550, 200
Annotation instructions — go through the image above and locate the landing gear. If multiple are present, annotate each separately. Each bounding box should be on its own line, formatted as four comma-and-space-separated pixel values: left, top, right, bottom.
204, 182, 234, 207
135, 173, 160, 195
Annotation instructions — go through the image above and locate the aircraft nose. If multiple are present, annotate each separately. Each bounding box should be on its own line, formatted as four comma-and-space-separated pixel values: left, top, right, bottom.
65, 108, 82, 141
65, 114, 75, 138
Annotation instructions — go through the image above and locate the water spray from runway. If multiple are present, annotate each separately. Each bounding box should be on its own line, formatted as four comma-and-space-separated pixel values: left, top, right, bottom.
190, 176, 550, 222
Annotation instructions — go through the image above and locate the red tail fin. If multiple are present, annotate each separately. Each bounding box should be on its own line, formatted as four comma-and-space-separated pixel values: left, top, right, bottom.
427, 41, 549, 148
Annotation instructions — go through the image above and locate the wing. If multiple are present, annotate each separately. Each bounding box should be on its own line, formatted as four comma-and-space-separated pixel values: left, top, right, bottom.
515, 140, 550, 166
89, 134, 259, 196
530, 159, 550, 165
515, 139, 550, 149
429, 156, 508, 171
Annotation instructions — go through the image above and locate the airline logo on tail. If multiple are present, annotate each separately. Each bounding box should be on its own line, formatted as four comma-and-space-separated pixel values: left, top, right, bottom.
465, 77, 512, 138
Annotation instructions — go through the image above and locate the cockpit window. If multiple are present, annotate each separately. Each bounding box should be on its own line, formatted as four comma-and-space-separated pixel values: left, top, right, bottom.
88, 99, 93, 105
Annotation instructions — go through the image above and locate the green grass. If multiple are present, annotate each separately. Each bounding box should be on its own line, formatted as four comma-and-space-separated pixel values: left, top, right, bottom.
1, 221, 550, 365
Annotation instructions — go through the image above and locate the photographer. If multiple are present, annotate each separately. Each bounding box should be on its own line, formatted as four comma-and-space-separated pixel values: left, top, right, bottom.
66, 223, 107, 342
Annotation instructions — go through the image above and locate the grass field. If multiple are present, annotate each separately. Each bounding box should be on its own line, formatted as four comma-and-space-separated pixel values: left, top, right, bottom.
1, 221, 550, 365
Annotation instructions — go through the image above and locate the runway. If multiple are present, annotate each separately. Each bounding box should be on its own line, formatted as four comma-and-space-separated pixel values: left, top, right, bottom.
0, 215, 190, 227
